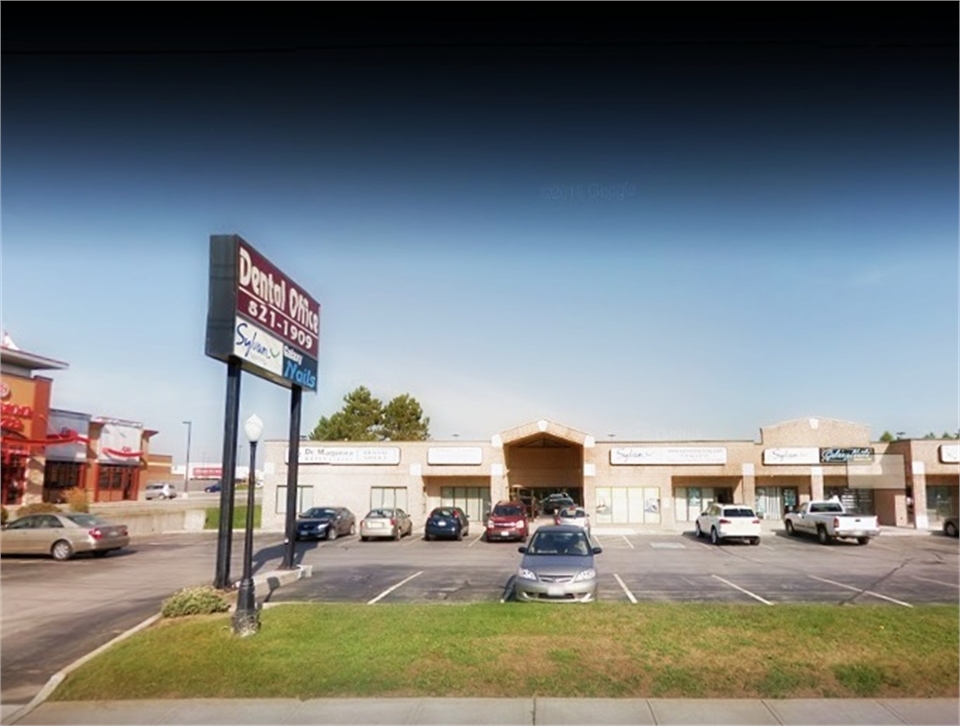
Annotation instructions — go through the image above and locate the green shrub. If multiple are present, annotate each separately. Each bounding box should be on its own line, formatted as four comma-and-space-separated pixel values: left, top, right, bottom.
161, 586, 231, 618
16, 502, 62, 517
65, 487, 90, 513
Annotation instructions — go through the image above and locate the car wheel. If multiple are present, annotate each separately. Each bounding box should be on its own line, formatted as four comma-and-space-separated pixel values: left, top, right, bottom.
784, 520, 795, 536
349, 523, 356, 536
394, 528, 401, 541
710, 528, 720, 545
945, 521, 959, 538
425, 533, 432, 541
51, 540, 74, 561
856, 537, 870, 545
327, 527, 338, 542
694, 522, 703, 538
361, 536, 368, 542
817, 526, 831, 545
750, 537, 760, 546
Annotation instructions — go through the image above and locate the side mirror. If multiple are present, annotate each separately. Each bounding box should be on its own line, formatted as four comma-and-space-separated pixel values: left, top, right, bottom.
592, 546, 603, 555
517, 546, 527, 554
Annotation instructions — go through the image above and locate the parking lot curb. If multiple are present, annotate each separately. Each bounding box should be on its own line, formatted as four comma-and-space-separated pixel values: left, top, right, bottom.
2, 613, 162, 726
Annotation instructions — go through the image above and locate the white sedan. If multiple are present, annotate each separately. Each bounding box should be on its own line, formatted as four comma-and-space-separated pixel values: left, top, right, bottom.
695, 504, 761, 545
554, 506, 591, 536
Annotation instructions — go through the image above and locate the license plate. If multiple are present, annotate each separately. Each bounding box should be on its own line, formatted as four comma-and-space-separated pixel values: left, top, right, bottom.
369, 522, 384, 528
547, 586, 563, 596
437, 521, 447, 527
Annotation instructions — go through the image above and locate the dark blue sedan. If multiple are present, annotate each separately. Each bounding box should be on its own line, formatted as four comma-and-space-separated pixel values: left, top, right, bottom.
296, 507, 356, 541
424, 506, 470, 541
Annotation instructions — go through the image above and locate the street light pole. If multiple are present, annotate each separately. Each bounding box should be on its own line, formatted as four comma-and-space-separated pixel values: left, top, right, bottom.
233, 414, 263, 636
182, 421, 192, 494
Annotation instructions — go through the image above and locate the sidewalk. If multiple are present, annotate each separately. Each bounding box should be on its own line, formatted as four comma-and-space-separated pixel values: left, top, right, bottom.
7, 696, 960, 725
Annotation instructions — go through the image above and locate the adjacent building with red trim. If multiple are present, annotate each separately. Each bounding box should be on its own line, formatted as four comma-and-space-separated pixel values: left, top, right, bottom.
1, 340, 161, 506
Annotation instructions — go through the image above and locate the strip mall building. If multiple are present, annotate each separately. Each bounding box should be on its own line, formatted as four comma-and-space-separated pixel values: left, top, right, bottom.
262, 418, 959, 533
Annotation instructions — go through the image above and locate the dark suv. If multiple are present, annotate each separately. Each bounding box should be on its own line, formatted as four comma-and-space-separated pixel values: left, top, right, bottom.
540, 493, 576, 516
485, 501, 529, 542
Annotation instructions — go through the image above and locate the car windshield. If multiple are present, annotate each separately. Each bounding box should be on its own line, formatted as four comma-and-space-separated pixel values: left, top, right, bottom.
431, 508, 458, 518
366, 509, 393, 518
303, 508, 337, 518
723, 508, 756, 517
559, 508, 586, 518
64, 514, 105, 527
493, 505, 523, 517
527, 530, 591, 556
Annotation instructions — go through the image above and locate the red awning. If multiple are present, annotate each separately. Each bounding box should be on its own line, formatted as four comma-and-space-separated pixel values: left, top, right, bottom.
0, 429, 82, 450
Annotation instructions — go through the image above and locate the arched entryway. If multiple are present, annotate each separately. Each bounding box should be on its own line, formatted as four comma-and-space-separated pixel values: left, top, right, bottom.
499, 420, 590, 518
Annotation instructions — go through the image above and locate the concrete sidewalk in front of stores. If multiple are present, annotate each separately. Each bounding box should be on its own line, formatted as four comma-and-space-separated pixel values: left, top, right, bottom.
7, 696, 960, 725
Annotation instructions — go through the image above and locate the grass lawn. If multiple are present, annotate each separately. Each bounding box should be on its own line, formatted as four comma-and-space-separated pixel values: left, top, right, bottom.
52, 603, 958, 701
203, 504, 262, 530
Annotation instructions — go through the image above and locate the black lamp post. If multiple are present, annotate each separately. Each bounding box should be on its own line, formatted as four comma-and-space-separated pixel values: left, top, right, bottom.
232, 413, 263, 636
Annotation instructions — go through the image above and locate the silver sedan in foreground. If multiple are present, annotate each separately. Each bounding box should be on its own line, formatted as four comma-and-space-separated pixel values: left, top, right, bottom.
514, 524, 602, 603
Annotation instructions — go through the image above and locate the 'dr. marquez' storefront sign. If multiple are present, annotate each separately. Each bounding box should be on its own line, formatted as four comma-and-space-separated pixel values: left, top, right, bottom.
287, 446, 401, 466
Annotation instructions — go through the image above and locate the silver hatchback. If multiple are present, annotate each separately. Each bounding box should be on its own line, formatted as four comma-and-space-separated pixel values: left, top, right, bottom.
514, 524, 601, 603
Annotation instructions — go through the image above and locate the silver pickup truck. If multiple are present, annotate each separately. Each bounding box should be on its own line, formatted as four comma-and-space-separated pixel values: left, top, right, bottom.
783, 500, 880, 545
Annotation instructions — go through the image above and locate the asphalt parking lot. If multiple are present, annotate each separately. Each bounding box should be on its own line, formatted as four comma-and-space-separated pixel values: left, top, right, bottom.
271, 525, 960, 608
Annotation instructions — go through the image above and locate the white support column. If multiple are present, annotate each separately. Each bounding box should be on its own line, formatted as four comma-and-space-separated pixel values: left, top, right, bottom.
810, 466, 824, 501
741, 463, 756, 510
912, 461, 929, 530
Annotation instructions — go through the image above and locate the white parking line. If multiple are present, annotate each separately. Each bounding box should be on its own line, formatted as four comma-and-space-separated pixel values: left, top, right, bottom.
621, 535, 635, 550
711, 575, 774, 605
614, 573, 637, 603
367, 571, 423, 604
808, 575, 914, 608
908, 574, 960, 589
467, 533, 485, 548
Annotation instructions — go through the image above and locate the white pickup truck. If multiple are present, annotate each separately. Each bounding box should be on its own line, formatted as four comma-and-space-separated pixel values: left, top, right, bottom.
783, 500, 880, 545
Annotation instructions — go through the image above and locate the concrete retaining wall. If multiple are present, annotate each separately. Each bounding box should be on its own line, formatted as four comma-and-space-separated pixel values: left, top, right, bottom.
89, 501, 210, 536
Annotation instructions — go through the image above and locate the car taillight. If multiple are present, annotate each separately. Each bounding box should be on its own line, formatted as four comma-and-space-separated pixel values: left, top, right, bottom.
390, 518, 396, 526
89, 528, 104, 540
719, 519, 731, 524
751, 519, 759, 524
834, 517, 840, 529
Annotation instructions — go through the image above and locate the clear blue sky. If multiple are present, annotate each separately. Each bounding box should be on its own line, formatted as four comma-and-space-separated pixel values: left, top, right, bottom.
2, 11, 957, 464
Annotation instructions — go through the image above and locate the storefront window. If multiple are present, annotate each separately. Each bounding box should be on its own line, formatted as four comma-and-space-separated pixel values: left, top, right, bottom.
926, 486, 954, 524
44, 461, 84, 503
97, 465, 137, 501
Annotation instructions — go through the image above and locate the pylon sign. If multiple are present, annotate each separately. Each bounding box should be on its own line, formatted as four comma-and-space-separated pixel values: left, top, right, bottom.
205, 234, 320, 391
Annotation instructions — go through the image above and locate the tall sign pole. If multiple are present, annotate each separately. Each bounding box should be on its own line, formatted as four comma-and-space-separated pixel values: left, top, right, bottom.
281, 385, 302, 569
213, 359, 241, 589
